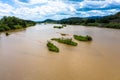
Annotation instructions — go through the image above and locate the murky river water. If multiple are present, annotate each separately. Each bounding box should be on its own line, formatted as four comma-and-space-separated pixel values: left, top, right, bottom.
0, 24, 120, 80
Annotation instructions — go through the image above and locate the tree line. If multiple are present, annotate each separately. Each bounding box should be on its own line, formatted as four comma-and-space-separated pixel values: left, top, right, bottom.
41, 12, 120, 29
0, 16, 36, 32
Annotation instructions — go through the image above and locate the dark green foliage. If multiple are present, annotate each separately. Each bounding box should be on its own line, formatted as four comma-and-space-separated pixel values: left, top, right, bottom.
58, 17, 84, 25
103, 23, 120, 29
0, 24, 10, 31
51, 38, 78, 46
53, 24, 67, 29
53, 26, 64, 29
39, 19, 58, 23
74, 35, 92, 41
96, 17, 109, 23
41, 12, 120, 29
60, 33, 67, 36
12, 25, 22, 29
0, 16, 36, 32
47, 41, 59, 52
84, 19, 96, 24
58, 12, 120, 29
84, 23, 99, 26
0, 27, 5, 31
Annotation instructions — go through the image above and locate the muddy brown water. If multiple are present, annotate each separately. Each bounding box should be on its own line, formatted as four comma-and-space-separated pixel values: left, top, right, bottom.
0, 24, 120, 80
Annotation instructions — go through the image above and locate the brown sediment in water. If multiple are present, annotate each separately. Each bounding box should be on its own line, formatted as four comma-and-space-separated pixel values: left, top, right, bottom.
0, 24, 120, 80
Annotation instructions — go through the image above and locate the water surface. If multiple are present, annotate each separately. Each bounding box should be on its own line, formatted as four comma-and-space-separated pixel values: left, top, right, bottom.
0, 24, 120, 80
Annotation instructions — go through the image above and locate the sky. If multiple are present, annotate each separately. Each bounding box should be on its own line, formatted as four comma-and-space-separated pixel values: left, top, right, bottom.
0, 0, 120, 21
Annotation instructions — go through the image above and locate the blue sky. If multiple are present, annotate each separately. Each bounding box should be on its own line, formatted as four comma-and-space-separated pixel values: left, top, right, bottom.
0, 0, 120, 21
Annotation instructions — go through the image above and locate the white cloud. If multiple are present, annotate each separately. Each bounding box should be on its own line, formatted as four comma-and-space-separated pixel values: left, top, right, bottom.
0, 0, 120, 21
79, 0, 107, 9
13, 0, 76, 20
0, 2, 14, 16
87, 10, 105, 16
79, 0, 120, 9
84, 9, 120, 17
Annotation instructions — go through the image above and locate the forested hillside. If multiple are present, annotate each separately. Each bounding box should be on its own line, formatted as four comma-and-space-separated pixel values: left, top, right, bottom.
0, 16, 36, 32
41, 12, 120, 29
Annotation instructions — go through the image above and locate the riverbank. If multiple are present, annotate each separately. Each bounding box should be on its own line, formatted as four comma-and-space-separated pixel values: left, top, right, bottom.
0, 16, 36, 32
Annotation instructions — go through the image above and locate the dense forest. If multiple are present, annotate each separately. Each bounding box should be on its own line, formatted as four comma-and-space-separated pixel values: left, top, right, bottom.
41, 12, 120, 29
0, 16, 36, 32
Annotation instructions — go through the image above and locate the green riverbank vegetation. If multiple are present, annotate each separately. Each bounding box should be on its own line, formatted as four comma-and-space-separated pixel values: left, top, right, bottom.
0, 16, 36, 32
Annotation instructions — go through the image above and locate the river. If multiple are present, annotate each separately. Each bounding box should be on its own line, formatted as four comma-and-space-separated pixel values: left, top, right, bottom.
0, 24, 120, 80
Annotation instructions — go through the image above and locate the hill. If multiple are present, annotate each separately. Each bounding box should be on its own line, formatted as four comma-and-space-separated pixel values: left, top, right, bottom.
38, 19, 58, 23
0, 16, 36, 32
41, 12, 120, 29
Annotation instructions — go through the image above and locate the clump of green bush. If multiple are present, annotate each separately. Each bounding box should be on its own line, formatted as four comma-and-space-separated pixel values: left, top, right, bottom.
53, 26, 64, 29
47, 41, 59, 52
53, 24, 67, 29
0, 24, 10, 31
60, 33, 67, 36
74, 35, 92, 41
51, 38, 78, 46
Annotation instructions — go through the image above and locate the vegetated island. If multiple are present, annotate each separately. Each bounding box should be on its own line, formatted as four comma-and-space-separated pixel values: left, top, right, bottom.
47, 41, 59, 52
40, 12, 120, 29
0, 16, 36, 32
60, 33, 67, 36
74, 35, 92, 41
53, 25, 64, 29
51, 37, 78, 46
53, 24, 67, 29
47, 35, 93, 52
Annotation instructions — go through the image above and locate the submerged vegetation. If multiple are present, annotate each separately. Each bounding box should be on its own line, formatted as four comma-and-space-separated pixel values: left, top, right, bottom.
51, 38, 78, 46
74, 35, 92, 41
47, 41, 59, 52
0, 16, 36, 32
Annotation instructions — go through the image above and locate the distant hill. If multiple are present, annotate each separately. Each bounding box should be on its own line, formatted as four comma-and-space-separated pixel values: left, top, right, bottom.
87, 16, 103, 19
97, 12, 120, 23
38, 19, 58, 23
58, 17, 85, 25
40, 16, 103, 24
41, 12, 120, 29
